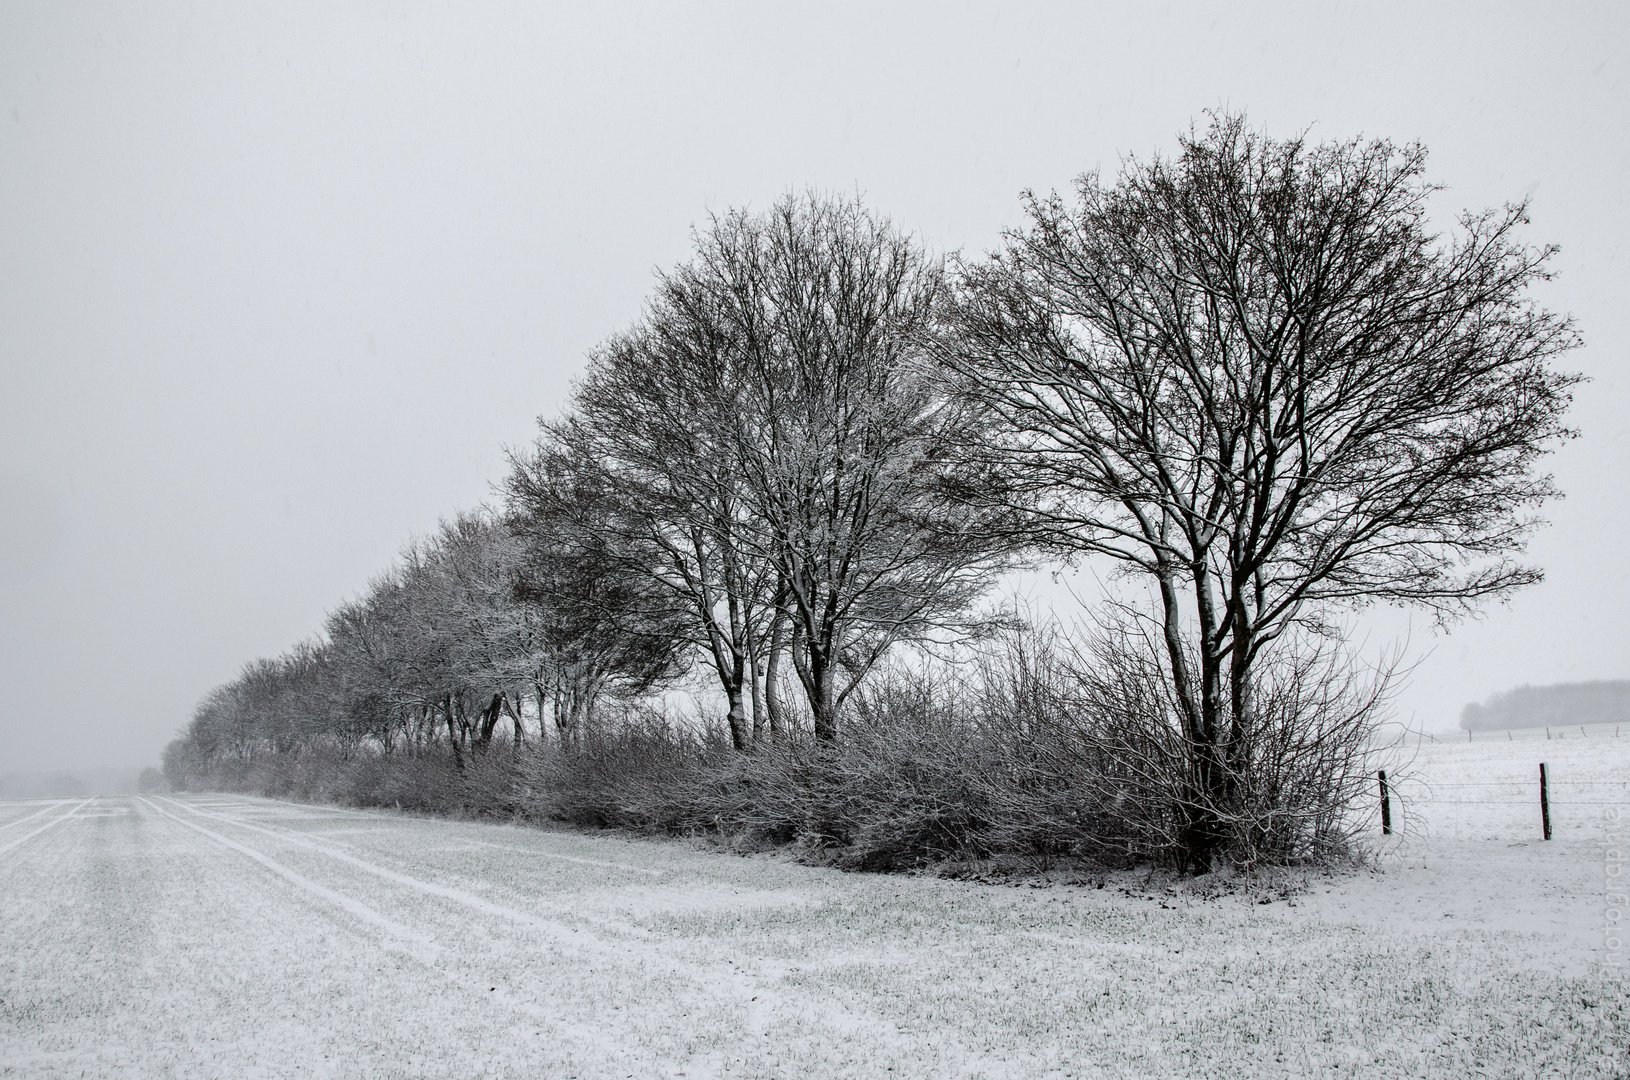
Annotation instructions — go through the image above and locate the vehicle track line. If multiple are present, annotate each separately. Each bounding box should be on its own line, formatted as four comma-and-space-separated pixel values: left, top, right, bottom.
160, 795, 637, 949
142, 796, 641, 1060
163, 797, 806, 1006
219, 795, 663, 870
139, 797, 433, 952
0, 800, 76, 833
157, 796, 920, 1066
0, 798, 93, 856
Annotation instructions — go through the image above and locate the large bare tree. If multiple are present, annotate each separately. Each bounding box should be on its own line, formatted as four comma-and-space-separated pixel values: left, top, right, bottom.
520, 353, 774, 749
676, 195, 1002, 740
946, 113, 1582, 870
536, 194, 1005, 746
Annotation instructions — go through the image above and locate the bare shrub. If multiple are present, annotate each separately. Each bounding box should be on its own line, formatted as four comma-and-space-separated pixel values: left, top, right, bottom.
515, 708, 733, 830
980, 613, 1391, 869
1223, 641, 1391, 866
175, 740, 528, 818
508, 683, 1001, 870
668, 614, 1390, 872
966, 619, 1153, 866
717, 674, 1000, 870
331, 748, 525, 817
180, 618, 1384, 875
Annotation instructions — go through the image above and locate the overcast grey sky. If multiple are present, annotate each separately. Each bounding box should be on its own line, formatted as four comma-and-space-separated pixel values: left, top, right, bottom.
2, 1, 1625, 771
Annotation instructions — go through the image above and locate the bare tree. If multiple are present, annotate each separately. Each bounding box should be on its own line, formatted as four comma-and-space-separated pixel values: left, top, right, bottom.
684, 195, 1006, 741
945, 113, 1582, 871
326, 578, 418, 755
521, 342, 775, 750
319, 521, 521, 768
423, 512, 537, 752
504, 449, 687, 743
535, 193, 1008, 746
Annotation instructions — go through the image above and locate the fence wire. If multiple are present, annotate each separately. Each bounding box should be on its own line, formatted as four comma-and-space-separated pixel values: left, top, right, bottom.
1365, 724, 1625, 840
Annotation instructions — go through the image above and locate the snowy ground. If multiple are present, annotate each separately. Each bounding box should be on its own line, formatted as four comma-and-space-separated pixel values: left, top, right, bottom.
1, 738, 1625, 1078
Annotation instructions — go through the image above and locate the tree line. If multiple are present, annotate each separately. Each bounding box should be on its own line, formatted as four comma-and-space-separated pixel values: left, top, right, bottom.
165, 113, 1580, 873
1461, 681, 1630, 732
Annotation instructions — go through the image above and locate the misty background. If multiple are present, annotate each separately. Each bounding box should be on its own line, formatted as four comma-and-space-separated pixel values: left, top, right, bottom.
2, 2, 1625, 780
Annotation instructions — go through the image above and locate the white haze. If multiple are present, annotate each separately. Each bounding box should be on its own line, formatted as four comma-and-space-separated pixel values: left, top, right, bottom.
1, 1, 1625, 772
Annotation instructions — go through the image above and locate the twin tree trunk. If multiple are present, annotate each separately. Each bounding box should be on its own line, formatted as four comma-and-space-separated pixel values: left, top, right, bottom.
1156, 559, 1260, 874
726, 610, 804, 751
710, 576, 812, 751
754, 601, 790, 744
788, 610, 840, 743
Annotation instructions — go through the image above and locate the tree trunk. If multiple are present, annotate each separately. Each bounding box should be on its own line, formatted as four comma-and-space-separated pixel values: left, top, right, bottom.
764, 604, 789, 740
747, 617, 766, 747
1155, 563, 1202, 740
502, 690, 526, 756
476, 692, 505, 750
540, 680, 553, 745
444, 695, 465, 771
1226, 609, 1257, 778
552, 669, 576, 745
725, 682, 750, 752
1179, 562, 1229, 874
789, 618, 827, 741
809, 649, 837, 742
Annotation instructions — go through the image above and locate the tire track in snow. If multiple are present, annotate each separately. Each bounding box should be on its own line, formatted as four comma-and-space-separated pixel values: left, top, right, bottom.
0, 798, 93, 857
139, 796, 643, 1065
206, 793, 377, 819
159, 795, 826, 1054
461, 838, 666, 876
0, 800, 78, 833
139, 796, 434, 953
160, 795, 652, 950
213, 794, 665, 872
178, 795, 923, 1066
232, 795, 666, 873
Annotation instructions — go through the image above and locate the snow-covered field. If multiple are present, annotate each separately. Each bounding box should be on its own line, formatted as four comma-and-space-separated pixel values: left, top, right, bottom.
1, 738, 1625, 1079
1382, 723, 1629, 843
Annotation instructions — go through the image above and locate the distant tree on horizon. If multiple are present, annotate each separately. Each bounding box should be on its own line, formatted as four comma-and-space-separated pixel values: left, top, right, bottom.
1460, 680, 1630, 731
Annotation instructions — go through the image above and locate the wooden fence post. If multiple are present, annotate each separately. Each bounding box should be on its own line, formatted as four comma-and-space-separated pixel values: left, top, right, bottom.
1539, 762, 1551, 841
1378, 770, 1392, 835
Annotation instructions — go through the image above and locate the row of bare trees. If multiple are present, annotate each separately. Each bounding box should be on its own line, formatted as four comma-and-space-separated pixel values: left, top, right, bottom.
163, 510, 677, 785
166, 113, 1580, 871
167, 199, 1005, 787
510, 197, 1008, 749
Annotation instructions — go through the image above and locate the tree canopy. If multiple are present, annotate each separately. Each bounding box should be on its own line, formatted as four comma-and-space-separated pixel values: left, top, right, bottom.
944, 112, 1581, 868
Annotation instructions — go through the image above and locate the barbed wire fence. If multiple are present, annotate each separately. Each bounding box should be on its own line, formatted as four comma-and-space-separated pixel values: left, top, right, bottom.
1363, 721, 1626, 842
